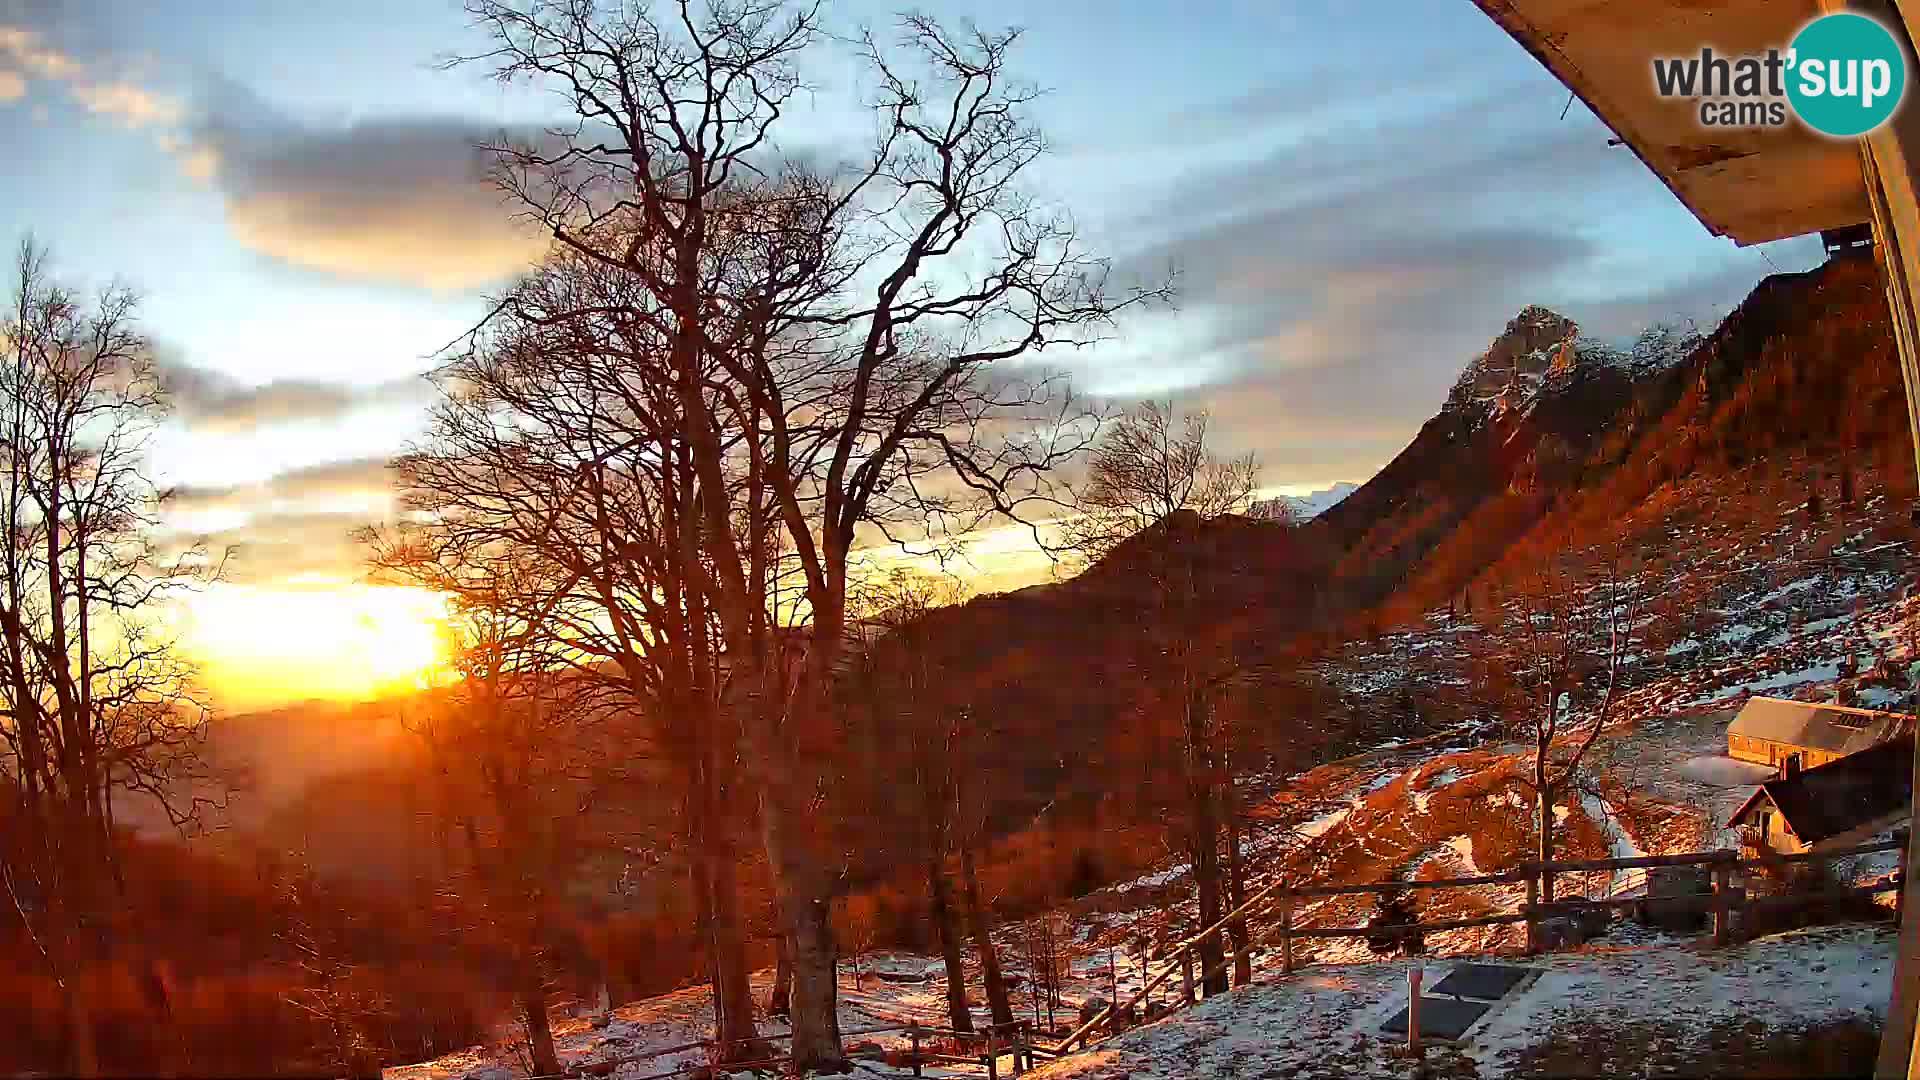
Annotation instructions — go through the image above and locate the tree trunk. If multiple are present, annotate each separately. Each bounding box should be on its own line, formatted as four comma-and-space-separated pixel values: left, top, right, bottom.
1187, 679, 1227, 996
1191, 806, 1227, 996
782, 885, 845, 1071
518, 982, 559, 1077
345, 1037, 384, 1080
64, 975, 100, 1077
960, 847, 1015, 1028
1225, 802, 1252, 987
60, 819, 103, 1078
770, 932, 792, 1018
756, 742, 843, 1069
928, 859, 974, 1033
693, 706, 762, 1064
708, 845, 765, 1061
1536, 779, 1556, 906
736, 633, 846, 1072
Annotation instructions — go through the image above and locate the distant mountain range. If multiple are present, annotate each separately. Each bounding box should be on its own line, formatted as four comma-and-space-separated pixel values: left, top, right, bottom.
1257, 482, 1360, 521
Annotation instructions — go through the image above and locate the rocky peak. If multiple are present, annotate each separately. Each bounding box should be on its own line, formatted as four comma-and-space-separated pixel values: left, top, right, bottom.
1446, 305, 1581, 414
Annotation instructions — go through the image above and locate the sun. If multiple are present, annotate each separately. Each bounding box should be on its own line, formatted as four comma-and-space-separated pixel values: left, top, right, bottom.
179, 582, 452, 710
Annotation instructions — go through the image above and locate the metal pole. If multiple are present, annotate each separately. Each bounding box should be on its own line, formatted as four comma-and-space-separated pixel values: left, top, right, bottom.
1525, 867, 1541, 954
1712, 858, 1732, 947
1899, 830, 1910, 927
1407, 964, 1423, 1057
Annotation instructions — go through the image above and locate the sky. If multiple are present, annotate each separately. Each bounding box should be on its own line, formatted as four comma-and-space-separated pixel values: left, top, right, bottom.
0, 0, 1827, 710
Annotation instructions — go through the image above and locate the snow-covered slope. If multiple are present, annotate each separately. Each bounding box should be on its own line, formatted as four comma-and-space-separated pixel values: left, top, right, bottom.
1279, 482, 1359, 520
1025, 925, 1893, 1080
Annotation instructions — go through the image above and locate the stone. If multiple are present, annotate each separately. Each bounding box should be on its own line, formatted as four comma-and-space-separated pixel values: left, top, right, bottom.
1535, 916, 1584, 950
1642, 865, 1712, 932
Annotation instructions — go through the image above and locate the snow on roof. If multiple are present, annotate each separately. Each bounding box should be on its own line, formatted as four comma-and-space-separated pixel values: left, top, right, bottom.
1726, 695, 1910, 754
1729, 736, 1914, 845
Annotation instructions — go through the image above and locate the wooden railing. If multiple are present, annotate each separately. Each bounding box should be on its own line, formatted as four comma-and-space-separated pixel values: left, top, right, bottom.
1045, 836, 1908, 1055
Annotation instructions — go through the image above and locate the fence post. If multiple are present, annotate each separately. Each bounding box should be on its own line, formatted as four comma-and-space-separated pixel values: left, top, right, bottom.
1524, 865, 1541, 954
1407, 964, 1423, 1057
1712, 857, 1732, 947
1280, 893, 1295, 975
986, 1027, 998, 1080
910, 1023, 922, 1078
1181, 948, 1195, 1007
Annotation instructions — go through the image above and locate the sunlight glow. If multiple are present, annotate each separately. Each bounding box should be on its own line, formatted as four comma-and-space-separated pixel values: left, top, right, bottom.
179, 582, 450, 711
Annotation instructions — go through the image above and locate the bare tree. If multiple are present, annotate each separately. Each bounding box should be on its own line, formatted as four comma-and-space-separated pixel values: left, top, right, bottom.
448, 2, 1165, 1066
1059, 401, 1260, 559
849, 567, 1020, 1030
366, 236, 770, 1062
442, 607, 568, 1077
0, 239, 220, 1076
1474, 541, 1643, 904
842, 569, 977, 1032
1058, 400, 1258, 995
1017, 911, 1069, 1033
958, 844, 1016, 1029
277, 853, 388, 1080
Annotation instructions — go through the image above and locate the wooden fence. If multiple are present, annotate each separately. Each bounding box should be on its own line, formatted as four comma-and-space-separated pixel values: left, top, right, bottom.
1050, 836, 1908, 1054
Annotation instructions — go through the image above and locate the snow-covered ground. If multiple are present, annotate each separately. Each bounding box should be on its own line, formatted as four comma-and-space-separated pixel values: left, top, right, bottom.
386, 960, 1035, 1080
393, 492, 1920, 1080
1026, 925, 1895, 1079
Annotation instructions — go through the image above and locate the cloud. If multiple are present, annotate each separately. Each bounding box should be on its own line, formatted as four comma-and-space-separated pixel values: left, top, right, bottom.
1, 11, 541, 290
164, 458, 403, 587
160, 357, 428, 433
173, 457, 396, 516
70, 78, 180, 127
1562, 241, 1826, 342
188, 510, 379, 585
188, 86, 548, 290
0, 22, 183, 128
1066, 71, 1773, 489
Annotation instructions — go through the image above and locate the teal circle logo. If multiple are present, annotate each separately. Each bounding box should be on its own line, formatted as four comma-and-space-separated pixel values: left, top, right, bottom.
1787, 12, 1906, 137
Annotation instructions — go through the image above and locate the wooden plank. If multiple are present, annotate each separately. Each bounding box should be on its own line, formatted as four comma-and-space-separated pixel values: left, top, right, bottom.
1052, 939, 1188, 1052
1155, 861, 1301, 958
1277, 871, 1526, 898
1527, 850, 1738, 874
1288, 912, 1529, 939
1531, 894, 1716, 918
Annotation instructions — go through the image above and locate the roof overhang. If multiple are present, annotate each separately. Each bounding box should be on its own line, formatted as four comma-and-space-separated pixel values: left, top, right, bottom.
1472, 0, 1872, 245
